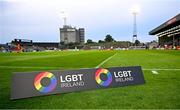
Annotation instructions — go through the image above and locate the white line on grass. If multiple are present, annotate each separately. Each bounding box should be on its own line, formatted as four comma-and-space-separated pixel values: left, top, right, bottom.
0, 66, 58, 69
95, 53, 117, 68
0, 52, 84, 63
151, 70, 159, 74
143, 69, 180, 71
0, 65, 180, 71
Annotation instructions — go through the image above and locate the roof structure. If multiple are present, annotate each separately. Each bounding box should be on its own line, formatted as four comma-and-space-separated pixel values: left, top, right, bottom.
149, 13, 180, 37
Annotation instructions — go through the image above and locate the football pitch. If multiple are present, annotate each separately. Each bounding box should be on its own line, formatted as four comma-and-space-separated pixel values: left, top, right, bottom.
0, 50, 180, 109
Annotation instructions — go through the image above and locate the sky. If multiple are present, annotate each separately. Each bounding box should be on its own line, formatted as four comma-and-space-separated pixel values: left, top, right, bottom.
0, 0, 180, 43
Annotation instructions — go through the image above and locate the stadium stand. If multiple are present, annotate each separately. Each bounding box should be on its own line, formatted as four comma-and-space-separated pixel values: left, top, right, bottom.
149, 13, 180, 50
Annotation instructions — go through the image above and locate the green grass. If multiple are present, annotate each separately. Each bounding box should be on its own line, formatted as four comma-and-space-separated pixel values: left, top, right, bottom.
0, 50, 180, 109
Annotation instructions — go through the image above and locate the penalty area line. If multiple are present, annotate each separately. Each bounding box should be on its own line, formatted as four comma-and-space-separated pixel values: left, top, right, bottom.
95, 53, 117, 68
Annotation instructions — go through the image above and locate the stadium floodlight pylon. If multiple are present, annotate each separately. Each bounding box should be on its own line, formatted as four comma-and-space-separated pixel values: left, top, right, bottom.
60, 11, 68, 26
131, 4, 140, 44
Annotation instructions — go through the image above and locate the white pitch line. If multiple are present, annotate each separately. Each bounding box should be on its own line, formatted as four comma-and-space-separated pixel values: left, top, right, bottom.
0, 53, 82, 63
0, 65, 180, 71
0, 66, 58, 69
151, 70, 159, 74
95, 53, 117, 68
143, 69, 180, 71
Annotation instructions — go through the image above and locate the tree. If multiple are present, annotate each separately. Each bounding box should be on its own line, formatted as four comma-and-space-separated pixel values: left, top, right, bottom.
86, 39, 93, 44
104, 34, 115, 42
98, 40, 105, 43
60, 41, 65, 45
134, 40, 140, 46
66, 42, 79, 49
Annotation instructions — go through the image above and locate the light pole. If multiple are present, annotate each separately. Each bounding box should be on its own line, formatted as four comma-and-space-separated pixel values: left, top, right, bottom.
60, 11, 68, 26
60, 11, 69, 44
131, 5, 140, 46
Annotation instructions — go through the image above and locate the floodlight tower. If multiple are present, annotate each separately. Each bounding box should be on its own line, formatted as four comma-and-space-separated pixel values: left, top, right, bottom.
60, 11, 68, 26
131, 5, 140, 44
60, 11, 69, 44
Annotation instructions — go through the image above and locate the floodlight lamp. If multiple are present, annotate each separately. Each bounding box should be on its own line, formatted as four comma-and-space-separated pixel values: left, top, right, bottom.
60, 11, 68, 19
131, 4, 140, 14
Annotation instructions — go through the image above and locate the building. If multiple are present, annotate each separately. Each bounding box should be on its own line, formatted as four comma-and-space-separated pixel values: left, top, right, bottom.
11, 39, 33, 46
10, 39, 59, 51
60, 25, 85, 44
33, 42, 59, 48
149, 14, 180, 49
11, 39, 59, 48
79, 28, 85, 44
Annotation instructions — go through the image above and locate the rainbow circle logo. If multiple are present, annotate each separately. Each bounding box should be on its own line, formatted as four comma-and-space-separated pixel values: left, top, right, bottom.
34, 72, 57, 93
95, 68, 112, 87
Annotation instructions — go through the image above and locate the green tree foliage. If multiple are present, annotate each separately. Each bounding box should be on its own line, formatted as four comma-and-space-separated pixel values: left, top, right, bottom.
104, 34, 115, 42
98, 40, 105, 43
86, 39, 94, 44
134, 40, 140, 46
